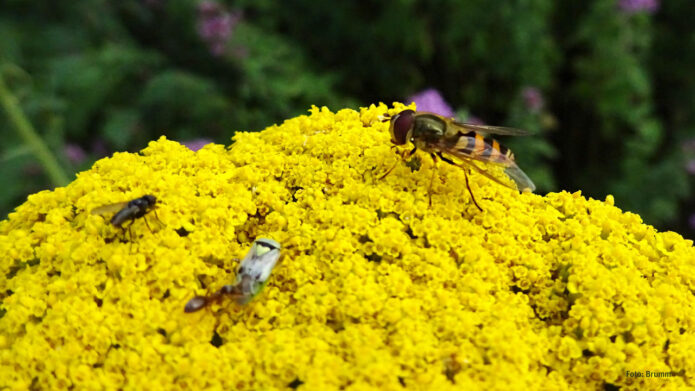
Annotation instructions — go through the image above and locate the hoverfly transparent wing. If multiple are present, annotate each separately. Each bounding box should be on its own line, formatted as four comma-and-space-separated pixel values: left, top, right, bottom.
442, 136, 536, 192
456, 156, 536, 192
449, 119, 530, 137
465, 159, 535, 192
90, 202, 129, 216
451, 157, 524, 191
500, 164, 535, 192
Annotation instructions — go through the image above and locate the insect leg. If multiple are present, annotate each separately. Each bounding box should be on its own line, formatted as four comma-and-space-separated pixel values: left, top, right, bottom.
378, 160, 399, 180
126, 220, 135, 242
436, 152, 455, 166
120, 219, 135, 252
115, 223, 128, 243
463, 169, 483, 212
437, 153, 483, 212
428, 153, 438, 207
152, 209, 164, 227
143, 215, 153, 233
378, 147, 417, 180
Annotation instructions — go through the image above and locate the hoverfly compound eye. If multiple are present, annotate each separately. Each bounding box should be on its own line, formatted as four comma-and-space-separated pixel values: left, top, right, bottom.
391, 110, 415, 145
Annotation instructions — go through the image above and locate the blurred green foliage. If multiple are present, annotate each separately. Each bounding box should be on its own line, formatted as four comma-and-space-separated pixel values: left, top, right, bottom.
1, 0, 694, 237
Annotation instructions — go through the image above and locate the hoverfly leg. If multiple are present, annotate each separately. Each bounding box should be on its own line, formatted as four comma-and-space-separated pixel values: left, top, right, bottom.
379, 147, 417, 180
436, 152, 455, 166
436, 152, 483, 212
463, 169, 483, 212
378, 160, 399, 180
428, 153, 439, 207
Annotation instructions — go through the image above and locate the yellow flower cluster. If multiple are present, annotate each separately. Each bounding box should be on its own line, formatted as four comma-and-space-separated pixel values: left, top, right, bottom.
1, 104, 694, 390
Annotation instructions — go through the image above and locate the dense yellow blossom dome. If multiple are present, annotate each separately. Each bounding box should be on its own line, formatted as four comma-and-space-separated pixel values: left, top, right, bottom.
1, 104, 694, 390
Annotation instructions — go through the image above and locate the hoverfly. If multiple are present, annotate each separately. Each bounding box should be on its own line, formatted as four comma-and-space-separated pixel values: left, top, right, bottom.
380, 110, 535, 210
91, 194, 160, 240
184, 238, 282, 313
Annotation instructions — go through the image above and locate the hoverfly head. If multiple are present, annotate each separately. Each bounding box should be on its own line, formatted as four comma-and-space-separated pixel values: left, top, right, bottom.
390, 109, 415, 145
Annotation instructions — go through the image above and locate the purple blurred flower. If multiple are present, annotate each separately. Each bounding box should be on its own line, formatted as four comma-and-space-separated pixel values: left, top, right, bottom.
64, 143, 87, 165
618, 0, 659, 14
686, 160, 695, 175
198, 13, 234, 41
406, 88, 455, 118
522, 87, 544, 113
689, 214, 695, 230
90, 139, 108, 158
197, 2, 241, 56
182, 138, 213, 152
198, 1, 218, 14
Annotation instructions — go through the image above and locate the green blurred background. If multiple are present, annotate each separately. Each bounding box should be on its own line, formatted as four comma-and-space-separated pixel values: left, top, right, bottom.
1, 0, 694, 238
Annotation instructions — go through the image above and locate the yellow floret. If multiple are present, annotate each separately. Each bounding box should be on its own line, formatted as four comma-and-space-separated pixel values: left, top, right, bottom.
1, 103, 694, 390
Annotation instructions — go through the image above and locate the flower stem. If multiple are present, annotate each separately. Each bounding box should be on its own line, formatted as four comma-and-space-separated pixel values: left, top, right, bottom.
0, 72, 69, 187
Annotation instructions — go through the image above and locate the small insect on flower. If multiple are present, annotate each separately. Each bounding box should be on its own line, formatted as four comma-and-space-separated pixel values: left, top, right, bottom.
91, 195, 160, 240
184, 238, 282, 313
380, 110, 535, 210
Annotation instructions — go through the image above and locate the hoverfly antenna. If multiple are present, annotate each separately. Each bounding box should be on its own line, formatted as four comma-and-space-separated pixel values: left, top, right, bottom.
378, 114, 391, 123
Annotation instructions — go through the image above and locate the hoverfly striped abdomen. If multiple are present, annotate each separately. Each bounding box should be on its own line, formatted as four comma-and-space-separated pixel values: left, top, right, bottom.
455, 132, 514, 164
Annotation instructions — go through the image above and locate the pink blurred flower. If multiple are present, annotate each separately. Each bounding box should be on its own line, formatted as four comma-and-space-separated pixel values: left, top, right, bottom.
198, 1, 218, 14
182, 138, 213, 152
618, 0, 659, 14
406, 88, 455, 118
522, 87, 544, 113
64, 143, 87, 165
197, 2, 242, 56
